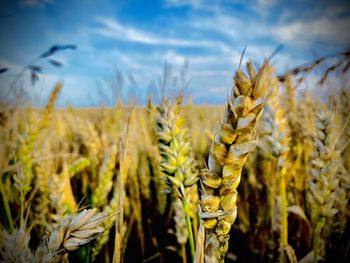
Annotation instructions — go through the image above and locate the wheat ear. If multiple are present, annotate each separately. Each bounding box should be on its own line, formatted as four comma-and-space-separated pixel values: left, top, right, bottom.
16, 83, 62, 196
34, 208, 108, 263
308, 110, 339, 263
200, 62, 271, 262
156, 96, 198, 260
259, 76, 292, 260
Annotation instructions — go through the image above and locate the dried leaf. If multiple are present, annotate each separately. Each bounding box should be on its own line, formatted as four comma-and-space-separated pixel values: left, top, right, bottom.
298, 251, 323, 263
48, 59, 63, 67
30, 65, 41, 72
40, 44, 77, 58
31, 72, 39, 85
194, 223, 205, 263
287, 205, 309, 223
0, 68, 9, 74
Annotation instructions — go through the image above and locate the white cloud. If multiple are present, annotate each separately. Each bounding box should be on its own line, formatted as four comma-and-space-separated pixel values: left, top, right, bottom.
187, 5, 350, 55
252, 0, 278, 17
92, 17, 233, 53
164, 0, 202, 7
163, 0, 242, 11
272, 17, 350, 45
162, 50, 240, 66
163, 0, 213, 10
257, 0, 277, 6
72, 45, 239, 104
188, 14, 240, 39
89, 47, 238, 82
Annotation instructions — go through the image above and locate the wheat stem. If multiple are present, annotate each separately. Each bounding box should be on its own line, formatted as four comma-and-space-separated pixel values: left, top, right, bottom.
0, 182, 13, 231
313, 217, 326, 263
155, 96, 199, 260
183, 198, 195, 260
280, 166, 288, 247
112, 104, 134, 263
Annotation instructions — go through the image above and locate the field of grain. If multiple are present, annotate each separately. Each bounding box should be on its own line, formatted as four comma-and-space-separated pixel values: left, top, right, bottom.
0, 60, 349, 263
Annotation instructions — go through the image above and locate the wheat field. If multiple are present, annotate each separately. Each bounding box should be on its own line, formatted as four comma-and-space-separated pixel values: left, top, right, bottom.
0, 57, 349, 263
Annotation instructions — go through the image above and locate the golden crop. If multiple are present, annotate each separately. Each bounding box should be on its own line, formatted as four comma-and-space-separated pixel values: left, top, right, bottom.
0, 56, 349, 263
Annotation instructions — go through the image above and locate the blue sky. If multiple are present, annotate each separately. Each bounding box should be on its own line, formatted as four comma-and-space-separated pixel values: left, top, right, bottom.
0, 0, 349, 106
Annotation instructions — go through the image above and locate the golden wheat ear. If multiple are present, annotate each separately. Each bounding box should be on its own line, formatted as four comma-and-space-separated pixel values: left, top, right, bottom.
33, 208, 108, 262
16, 83, 62, 197
200, 62, 271, 262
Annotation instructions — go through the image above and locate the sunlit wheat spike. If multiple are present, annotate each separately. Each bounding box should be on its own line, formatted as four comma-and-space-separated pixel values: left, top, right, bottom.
200, 61, 271, 262
307, 109, 340, 261
336, 88, 350, 173
155, 96, 199, 258
259, 76, 290, 161
33, 208, 108, 263
92, 143, 118, 208
330, 165, 348, 235
33, 139, 52, 232
0, 224, 33, 263
329, 90, 350, 234
48, 172, 68, 228
258, 75, 292, 253
156, 96, 198, 194
16, 82, 62, 197
67, 157, 92, 177
308, 110, 339, 220
91, 198, 118, 260
173, 198, 189, 245
38, 82, 62, 130
69, 114, 101, 163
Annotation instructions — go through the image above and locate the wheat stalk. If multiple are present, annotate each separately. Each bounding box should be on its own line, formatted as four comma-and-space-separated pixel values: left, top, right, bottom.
91, 185, 119, 260
259, 76, 294, 261
199, 61, 271, 262
156, 96, 198, 260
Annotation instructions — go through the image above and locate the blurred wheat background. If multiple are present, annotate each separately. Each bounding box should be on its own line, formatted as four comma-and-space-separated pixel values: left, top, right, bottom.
0, 0, 350, 263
